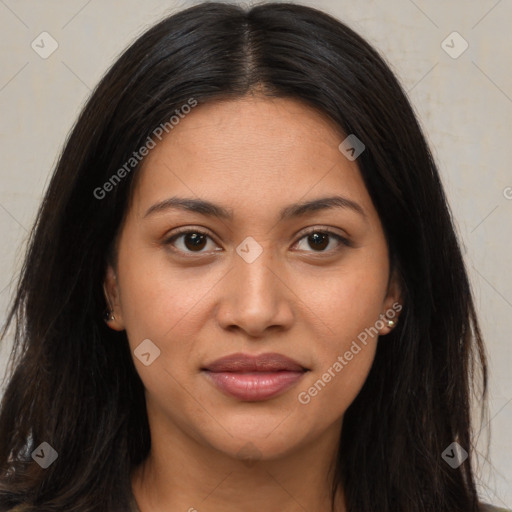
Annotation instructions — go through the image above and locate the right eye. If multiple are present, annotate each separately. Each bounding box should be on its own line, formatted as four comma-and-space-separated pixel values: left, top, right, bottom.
163, 229, 221, 256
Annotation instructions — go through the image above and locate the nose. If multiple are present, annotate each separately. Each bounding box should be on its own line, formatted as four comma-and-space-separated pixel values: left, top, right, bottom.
215, 245, 295, 338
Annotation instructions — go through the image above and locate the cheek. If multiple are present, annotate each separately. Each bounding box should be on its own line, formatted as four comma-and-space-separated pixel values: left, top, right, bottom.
292, 252, 387, 412
297, 251, 389, 340
295, 271, 384, 417
296, 341, 377, 427
117, 240, 222, 344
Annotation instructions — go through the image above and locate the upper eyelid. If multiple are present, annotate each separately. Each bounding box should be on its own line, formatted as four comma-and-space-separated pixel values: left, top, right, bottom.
166, 225, 348, 240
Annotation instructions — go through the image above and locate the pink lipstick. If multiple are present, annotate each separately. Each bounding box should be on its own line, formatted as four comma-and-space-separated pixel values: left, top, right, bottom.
202, 352, 308, 401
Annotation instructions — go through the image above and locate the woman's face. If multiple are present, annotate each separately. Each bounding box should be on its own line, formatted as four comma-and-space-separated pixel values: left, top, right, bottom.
104, 96, 401, 462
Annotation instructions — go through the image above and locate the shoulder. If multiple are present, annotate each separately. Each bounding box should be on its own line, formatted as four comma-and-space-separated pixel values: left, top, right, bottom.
6, 502, 509, 512
4, 497, 141, 512
480, 504, 512, 512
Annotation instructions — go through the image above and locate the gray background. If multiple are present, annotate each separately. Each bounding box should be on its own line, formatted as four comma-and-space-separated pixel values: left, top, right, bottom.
0, 0, 510, 507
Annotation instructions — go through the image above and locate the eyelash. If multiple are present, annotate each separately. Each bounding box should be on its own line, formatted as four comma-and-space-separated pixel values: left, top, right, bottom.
163, 226, 352, 257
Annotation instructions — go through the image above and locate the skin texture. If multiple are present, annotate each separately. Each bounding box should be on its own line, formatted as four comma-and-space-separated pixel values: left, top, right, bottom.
103, 95, 402, 512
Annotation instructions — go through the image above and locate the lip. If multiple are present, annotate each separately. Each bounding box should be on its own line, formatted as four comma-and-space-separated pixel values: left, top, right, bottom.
202, 352, 309, 401
203, 352, 307, 373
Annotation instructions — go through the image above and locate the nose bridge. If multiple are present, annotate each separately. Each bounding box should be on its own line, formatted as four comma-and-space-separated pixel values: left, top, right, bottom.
216, 238, 293, 335
234, 238, 281, 308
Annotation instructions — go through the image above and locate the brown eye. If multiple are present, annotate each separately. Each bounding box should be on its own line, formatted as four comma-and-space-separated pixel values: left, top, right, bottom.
164, 229, 218, 254
306, 232, 329, 251
182, 232, 208, 251
295, 229, 351, 253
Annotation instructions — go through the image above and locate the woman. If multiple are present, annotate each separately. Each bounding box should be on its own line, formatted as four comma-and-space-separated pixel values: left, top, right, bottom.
0, 2, 507, 511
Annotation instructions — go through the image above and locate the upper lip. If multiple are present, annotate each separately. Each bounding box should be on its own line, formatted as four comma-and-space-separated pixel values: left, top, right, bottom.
202, 352, 307, 373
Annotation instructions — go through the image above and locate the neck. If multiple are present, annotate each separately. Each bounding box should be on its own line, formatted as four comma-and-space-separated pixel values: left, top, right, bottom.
131, 410, 346, 512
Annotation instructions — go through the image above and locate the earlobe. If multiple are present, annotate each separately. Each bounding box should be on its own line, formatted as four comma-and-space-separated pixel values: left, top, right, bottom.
379, 306, 401, 336
380, 268, 403, 335
102, 265, 124, 331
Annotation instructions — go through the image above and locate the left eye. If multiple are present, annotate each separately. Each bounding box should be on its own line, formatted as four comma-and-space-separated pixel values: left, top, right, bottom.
294, 230, 350, 253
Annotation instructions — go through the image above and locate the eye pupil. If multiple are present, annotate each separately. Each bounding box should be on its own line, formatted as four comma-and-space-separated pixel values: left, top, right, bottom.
308, 232, 329, 251
185, 233, 207, 251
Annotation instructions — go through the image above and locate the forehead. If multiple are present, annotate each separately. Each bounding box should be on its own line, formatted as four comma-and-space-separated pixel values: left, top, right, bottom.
167, 96, 343, 145
129, 96, 374, 220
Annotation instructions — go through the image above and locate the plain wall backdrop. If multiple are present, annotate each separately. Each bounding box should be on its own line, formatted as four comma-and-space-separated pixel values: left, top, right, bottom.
0, 0, 510, 507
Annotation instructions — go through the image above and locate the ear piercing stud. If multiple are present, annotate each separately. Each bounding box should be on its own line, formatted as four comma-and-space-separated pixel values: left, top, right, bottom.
104, 310, 115, 322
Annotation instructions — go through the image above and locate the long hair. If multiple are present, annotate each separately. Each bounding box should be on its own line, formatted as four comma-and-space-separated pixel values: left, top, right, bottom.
0, 2, 488, 511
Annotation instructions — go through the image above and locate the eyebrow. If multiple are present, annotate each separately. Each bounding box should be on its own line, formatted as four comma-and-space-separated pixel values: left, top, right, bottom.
143, 195, 367, 222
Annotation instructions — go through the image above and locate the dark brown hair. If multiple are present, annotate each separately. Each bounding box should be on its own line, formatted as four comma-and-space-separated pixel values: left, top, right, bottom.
0, 2, 488, 511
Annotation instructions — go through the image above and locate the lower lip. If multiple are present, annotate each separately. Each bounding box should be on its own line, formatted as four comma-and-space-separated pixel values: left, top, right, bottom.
203, 370, 306, 401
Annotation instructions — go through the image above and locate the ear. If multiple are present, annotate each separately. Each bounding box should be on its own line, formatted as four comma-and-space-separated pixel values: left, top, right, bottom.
103, 264, 125, 331
379, 267, 403, 336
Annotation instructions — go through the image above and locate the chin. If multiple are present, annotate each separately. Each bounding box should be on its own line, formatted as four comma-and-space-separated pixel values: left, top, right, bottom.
196, 416, 311, 462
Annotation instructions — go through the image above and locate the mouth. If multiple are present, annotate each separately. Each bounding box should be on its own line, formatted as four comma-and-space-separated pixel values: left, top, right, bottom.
201, 352, 309, 402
